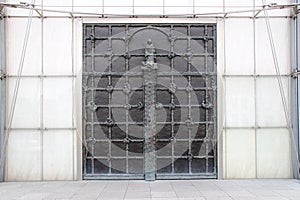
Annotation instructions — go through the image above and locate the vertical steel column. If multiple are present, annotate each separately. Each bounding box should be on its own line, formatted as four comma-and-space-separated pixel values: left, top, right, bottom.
142, 39, 157, 181
0, 2, 5, 182
292, 0, 300, 178
296, 0, 300, 177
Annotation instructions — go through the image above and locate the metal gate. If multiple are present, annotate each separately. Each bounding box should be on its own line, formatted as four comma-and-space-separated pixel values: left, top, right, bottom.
82, 24, 217, 180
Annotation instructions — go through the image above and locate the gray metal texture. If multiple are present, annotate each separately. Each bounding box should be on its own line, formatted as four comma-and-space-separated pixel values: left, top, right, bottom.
82, 24, 217, 180
142, 39, 157, 181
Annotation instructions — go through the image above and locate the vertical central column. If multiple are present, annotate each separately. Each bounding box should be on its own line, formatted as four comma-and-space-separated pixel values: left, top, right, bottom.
142, 39, 157, 181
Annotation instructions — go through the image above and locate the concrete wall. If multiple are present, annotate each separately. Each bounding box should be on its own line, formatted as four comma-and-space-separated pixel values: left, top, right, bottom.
3, 0, 293, 180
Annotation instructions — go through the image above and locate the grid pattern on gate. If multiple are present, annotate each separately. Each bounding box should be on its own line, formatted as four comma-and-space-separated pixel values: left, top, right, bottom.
82, 24, 217, 179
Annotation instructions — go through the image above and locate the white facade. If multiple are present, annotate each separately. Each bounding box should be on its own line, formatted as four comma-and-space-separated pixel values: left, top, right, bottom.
2, 0, 294, 181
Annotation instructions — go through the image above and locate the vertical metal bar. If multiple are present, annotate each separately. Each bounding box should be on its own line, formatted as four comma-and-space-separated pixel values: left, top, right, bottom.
162, 0, 165, 16
132, 0, 135, 16
294, 0, 300, 178
170, 25, 175, 173
125, 25, 129, 175
82, 25, 87, 177
0, 1, 6, 182
284, 0, 299, 179
108, 25, 112, 174
204, 25, 209, 173
291, 0, 298, 178
40, 0, 44, 180
253, 4, 258, 178
71, 0, 75, 180
102, 0, 104, 15
143, 39, 157, 181
91, 25, 95, 174
192, 0, 195, 16
187, 25, 192, 174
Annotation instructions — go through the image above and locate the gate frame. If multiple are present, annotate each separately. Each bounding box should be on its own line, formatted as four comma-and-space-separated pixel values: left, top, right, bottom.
74, 18, 225, 180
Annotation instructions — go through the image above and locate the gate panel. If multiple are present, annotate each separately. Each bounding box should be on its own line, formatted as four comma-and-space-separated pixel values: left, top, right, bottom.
82, 24, 217, 180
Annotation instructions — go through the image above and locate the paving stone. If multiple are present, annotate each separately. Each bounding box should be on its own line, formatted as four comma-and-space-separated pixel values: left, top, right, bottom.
0, 179, 299, 199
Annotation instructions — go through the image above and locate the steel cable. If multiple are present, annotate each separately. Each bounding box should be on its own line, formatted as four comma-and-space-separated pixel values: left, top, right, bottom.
262, 0, 300, 177
0, 0, 35, 173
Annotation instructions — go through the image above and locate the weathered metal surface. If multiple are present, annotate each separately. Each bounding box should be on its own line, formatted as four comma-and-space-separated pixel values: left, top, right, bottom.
82, 24, 217, 180
142, 39, 157, 181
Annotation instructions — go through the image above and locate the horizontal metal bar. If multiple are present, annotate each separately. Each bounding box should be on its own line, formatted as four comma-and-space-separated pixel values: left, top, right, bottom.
86, 121, 215, 125
85, 87, 216, 92
156, 174, 216, 179
86, 155, 215, 160
85, 104, 215, 108
84, 174, 144, 180
5, 127, 77, 131
156, 138, 207, 142
86, 122, 144, 126
85, 138, 210, 143
85, 139, 144, 142
25, 5, 261, 8
84, 53, 215, 57
87, 156, 144, 159
3, 15, 293, 19
6, 74, 76, 78
84, 36, 215, 40
83, 72, 217, 76
224, 126, 289, 130
156, 156, 215, 159
223, 74, 290, 77
0, 2, 296, 19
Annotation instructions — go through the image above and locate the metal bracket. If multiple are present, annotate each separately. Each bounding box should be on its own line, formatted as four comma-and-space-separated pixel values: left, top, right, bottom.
0, 71, 6, 80
291, 69, 300, 79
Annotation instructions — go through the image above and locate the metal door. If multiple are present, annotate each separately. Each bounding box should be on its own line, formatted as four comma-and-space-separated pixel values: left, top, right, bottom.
82, 24, 217, 180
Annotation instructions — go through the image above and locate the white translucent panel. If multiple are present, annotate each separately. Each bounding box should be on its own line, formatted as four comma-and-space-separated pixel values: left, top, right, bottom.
134, 0, 163, 15
74, 19, 83, 76
216, 20, 225, 75
73, 0, 103, 13
104, 0, 133, 15
164, 0, 193, 15
225, 19, 254, 75
43, 0, 72, 16
255, 18, 291, 75
5, 0, 41, 16
73, 129, 81, 180
6, 131, 41, 181
257, 129, 292, 178
224, 0, 253, 17
256, 77, 289, 127
218, 130, 226, 178
225, 77, 255, 127
194, 0, 223, 16
43, 131, 74, 180
104, 0, 133, 6
225, 129, 256, 178
255, 0, 292, 16
134, 0, 163, 6
43, 78, 73, 128
6, 18, 41, 75
7, 78, 40, 128
43, 19, 72, 75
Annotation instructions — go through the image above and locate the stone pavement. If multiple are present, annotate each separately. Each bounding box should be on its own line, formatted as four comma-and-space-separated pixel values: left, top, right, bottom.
0, 179, 300, 200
